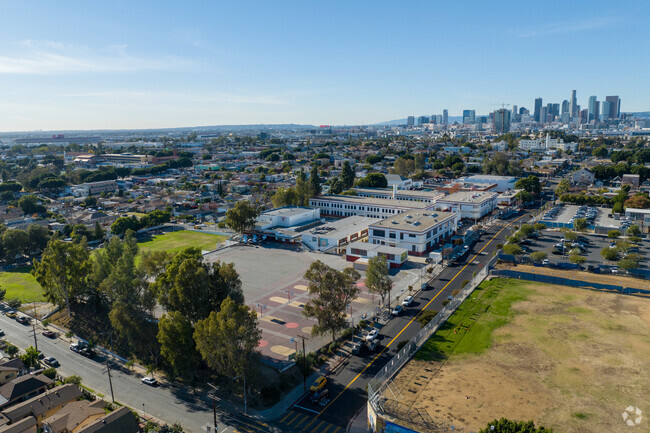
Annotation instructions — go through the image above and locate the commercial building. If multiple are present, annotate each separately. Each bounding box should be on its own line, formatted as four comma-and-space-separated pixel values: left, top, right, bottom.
493, 108, 511, 134
252, 206, 321, 243
353, 187, 444, 203
459, 175, 517, 193
569, 89, 578, 118
442, 109, 448, 125
406, 116, 415, 126
534, 97, 542, 122
309, 195, 434, 219
302, 216, 382, 252
71, 180, 118, 197
345, 242, 408, 268
435, 191, 498, 220
588, 96, 599, 122
605, 96, 621, 119
601, 100, 612, 121
367, 210, 459, 256
384, 174, 412, 190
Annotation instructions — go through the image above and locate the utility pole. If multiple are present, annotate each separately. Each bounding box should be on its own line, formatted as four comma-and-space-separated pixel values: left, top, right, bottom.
102, 360, 115, 403
297, 335, 309, 391
207, 383, 219, 432
29, 324, 38, 352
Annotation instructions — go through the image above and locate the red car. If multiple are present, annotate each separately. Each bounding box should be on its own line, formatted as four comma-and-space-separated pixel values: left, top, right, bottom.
42, 329, 56, 338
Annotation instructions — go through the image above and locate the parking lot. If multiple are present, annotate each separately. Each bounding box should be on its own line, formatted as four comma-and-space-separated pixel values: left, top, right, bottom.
519, 228, 650, 271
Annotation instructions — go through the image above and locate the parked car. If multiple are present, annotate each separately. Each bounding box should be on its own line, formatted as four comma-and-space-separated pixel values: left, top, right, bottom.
5, 311, 17, 319
43, 356, 59, 367
365, 329, 379, 341
79, 348, 95, 358
402, 296, 413, 307
367, 338, 380, 353
391, 305, 403, 316
351, 342, 362, 355
42, 329, 56, 338
16, 316, 30, 325
542, 259, 550, 266
310, 388, 329, 404
310, 376, 327, 392
141, 376, 157, 386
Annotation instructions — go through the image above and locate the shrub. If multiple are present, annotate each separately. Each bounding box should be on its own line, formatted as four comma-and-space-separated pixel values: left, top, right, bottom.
357, 319, 369, 329
442, 299, 450, 306
42, 367, 57, 380
41, 319, 50, 327
460, 280, 470, 288
608, 230, 621, 239
63, 375, 82, 386
327, 342, 339, 355
417, 310, 438, 328
396, 340, 409, 351
427, 267, 434, 274
7, 298, 21, 309
5, 344, 18, 358
65, 332, 74, 339
452, 289, 460, 296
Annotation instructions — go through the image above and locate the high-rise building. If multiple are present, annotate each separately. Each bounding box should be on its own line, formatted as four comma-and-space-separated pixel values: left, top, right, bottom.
442, 109, 448, 125
494, 108, 511, 134
462, 109, 475, 124
519, 107, 529, 115
569, 90, 578, 118
407, 116, 415, 126
540, 106, 548, 123
605, 96, 621, 119
417, 116, 429, 125
579, 109, 588, 124
601, 101, 611, 121
594, 101, 600, 124
534, 98, 543, 122
436, 114, 443, 124
561, 100, 569, 115
588, 96, 598, 122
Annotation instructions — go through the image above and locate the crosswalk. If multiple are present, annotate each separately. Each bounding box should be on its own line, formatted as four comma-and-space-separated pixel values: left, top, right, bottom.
277, 410, 343, 433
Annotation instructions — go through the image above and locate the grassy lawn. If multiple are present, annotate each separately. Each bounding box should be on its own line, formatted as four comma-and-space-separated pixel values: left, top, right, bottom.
0, 266, 45, 302
137, 230, 228, 256
416, 278, 530, 361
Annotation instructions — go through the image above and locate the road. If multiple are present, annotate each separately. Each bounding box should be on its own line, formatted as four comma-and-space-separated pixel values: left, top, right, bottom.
274, 211, 532, 433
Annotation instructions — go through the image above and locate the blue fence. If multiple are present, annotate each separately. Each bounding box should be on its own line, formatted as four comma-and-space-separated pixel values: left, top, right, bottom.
490, 269, 650, 297
537, 220, 596, 230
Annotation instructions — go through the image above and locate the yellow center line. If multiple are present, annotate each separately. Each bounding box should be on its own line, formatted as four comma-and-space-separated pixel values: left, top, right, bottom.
313, 213, 528, 418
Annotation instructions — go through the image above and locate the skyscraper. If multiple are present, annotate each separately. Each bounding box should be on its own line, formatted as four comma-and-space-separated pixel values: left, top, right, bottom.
540, 106, 548, 123
534, 98, 542, 122
494, 108, 511, 134
605, 96, 621, 119
601, 101, 611, 121
561, 100, 569, 115
462, 109, 475, 124
407, 116, 415, 126
569, 90, 577, 118
442, 109, 448, 125
588, 96, 598, 122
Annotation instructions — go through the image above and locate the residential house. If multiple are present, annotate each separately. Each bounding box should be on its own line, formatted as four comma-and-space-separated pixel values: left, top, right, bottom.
0, 360, 24, 386
0, 374, 52, 409
571, 168, 595, 186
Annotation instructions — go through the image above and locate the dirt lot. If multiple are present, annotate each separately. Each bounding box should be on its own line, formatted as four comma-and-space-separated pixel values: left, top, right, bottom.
509, 264, 650, 291
390, 279, 650, 432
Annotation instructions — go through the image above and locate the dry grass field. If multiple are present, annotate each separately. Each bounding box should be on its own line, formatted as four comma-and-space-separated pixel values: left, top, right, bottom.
390, 278, 650, 433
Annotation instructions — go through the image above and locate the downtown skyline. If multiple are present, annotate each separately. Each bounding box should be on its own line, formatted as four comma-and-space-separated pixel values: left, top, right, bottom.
0, 0, 648, 131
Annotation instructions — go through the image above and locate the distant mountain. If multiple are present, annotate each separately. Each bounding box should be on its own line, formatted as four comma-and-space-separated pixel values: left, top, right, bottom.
628, 111, 650, 118
373, 116, 463, 126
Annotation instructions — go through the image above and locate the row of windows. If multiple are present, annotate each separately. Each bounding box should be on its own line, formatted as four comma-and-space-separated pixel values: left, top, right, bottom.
311, 201, 402, 214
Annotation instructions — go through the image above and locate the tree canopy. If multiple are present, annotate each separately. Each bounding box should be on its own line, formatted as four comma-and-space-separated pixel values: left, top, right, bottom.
224, 201, 260, 234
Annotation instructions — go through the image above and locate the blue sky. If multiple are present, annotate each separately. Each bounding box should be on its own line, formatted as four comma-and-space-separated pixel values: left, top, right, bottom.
0, 0, 648, 131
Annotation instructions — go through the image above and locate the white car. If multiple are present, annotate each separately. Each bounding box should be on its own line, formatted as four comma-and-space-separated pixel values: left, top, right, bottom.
542, 259, 550, 265
391, 305, 403, 316
365, 329, 379, 341
402, 296, 413, 307
141, 376, 157, 386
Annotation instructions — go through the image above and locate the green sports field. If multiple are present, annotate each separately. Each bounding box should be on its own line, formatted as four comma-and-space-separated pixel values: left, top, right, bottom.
0, 266, 45, 302
137, 230, 228, 256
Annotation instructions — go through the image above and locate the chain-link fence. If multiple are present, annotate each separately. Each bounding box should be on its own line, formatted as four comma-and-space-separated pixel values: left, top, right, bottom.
368, 254, 498, 421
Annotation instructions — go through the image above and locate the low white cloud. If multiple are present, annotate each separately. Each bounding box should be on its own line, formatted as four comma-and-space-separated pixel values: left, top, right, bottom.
516, 17, 619, 38
0, 40, 192, 74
